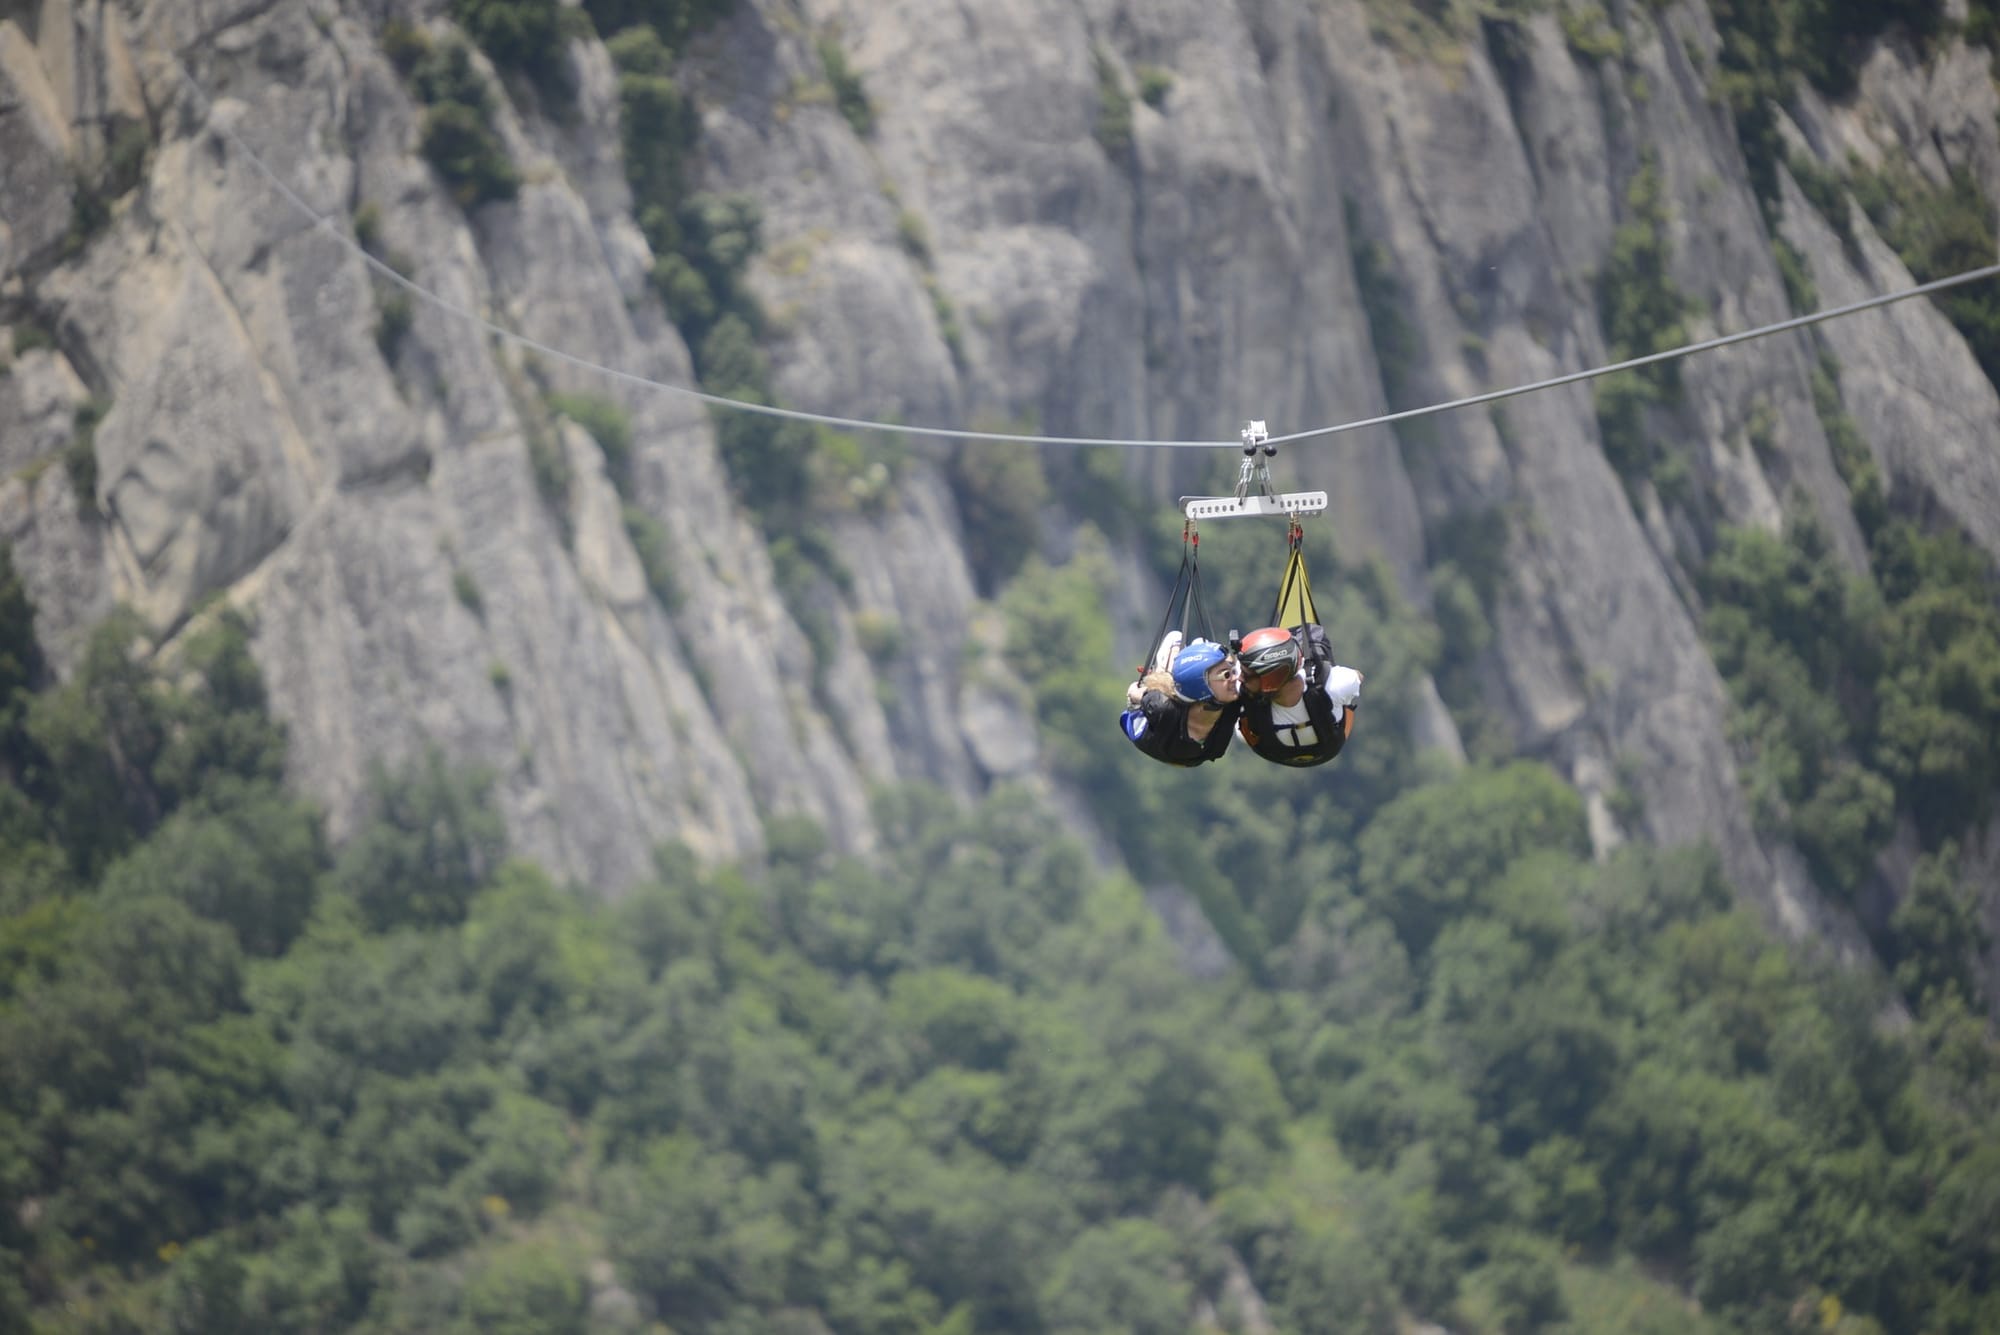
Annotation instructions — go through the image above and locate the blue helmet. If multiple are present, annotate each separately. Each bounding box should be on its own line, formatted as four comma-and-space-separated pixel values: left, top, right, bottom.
1171, 640, 1229, 702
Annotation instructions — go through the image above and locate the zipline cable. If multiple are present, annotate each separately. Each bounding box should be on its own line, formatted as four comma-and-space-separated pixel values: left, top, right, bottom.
1265, 260, 2000, 446
171, 58, 2000, 454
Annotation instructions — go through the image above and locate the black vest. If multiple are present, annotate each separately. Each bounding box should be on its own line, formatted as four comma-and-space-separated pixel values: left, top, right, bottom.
1125, 691, 1243, 767
1238, 624, 1346, 767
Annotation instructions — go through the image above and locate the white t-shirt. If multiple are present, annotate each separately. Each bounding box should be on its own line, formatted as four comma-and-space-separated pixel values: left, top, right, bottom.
1265, 665, 1362, 749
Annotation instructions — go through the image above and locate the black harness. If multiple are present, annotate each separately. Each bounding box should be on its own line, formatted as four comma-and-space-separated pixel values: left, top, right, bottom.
1126, 691, 1243, 768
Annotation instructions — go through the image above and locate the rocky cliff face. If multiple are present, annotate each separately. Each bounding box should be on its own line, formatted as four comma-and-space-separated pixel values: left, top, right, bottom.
2, 0, 1995, 961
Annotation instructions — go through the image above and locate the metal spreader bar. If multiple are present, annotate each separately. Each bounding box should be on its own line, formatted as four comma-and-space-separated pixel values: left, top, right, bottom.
1181, 491, 1329, 521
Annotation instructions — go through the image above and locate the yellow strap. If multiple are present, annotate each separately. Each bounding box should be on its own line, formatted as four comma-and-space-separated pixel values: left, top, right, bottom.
1273, 546, 1318, 628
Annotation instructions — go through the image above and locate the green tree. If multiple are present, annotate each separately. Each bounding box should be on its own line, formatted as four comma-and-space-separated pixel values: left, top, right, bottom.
1481, 1231, 1570, 1334
152, 610, 290, 809
584, 0, 734, 48
0, 544, 39, 762
1356, 762, 1589, 958
997, 538, 1119, 777
330, 750, 506, 930
459, 1243, 588, 1335
451, 0, 569, 93
23, 609, 170, 876
1039, 1218, 1191, 1335
97, 787, 323, 956
605, 1134, 810, 1323
1889, 843, 1989, 1010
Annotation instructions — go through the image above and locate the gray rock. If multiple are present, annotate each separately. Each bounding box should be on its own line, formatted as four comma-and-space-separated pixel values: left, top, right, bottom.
0, 0, 1992, 998
0, 16, 77, 270
0, 347, 87, 478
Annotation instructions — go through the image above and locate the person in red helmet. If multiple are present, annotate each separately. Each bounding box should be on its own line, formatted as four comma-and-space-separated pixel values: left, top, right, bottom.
1234, 624, 1362, 767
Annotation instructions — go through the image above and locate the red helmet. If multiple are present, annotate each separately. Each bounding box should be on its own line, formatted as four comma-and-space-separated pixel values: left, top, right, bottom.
1238, 627, 1301, 693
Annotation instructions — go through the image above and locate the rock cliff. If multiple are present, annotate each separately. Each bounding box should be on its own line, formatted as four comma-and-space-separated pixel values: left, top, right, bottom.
2, 0, 1995, 970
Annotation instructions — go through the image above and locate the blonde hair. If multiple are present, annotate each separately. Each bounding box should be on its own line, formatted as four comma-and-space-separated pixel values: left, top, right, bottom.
1140, 669, 1175, 695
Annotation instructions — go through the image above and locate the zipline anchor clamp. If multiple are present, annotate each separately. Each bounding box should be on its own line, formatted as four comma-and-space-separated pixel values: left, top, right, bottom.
1235, 418, 1279, 503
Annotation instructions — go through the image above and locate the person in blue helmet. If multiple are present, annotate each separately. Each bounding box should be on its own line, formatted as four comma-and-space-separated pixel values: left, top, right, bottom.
1120, 636, 1245, 767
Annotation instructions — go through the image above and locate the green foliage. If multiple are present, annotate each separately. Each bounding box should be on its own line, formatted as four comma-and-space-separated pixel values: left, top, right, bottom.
997, 535, 1118, 776
6, 551, 2000, 1335
352, 201, 385, 255
817, 423, 906, 514
330, 749, 507, 931
1136, 65, 1173, 109
547, 390, 633, 491
621, 504, 684, 609
10, 321, 55, 356
381, 18, 431, 75
676, 193, 763, 342
607, 20, 852, 537
373, 289, 414, 363
1591, 159, 1695, 499
1788, 149, 1856, 246
1479, 1231, 1570, 1333
1348, 199, 1423, 408
703, 319, 817, 519
354, 205, 419, 366
1559, 3, 1626, 63
1702, 503, 2000, 963
66, 395, 108, 514
948, 440, 1050, 591
1812, 357, 1886, 538
1591, 370, 1659, 490
1040, 1219, 1190, 1335
1889, 844, 1988, 1015
1597, 159, 1690, 387
420, 101, 522, 208
459, 1243, 588, 1334
1870, 530, 2000, 839
1784, 0, 1943, 97
0, 545, 39, 751
613, 17, 760, 359
1701, 516, 1884, 892
1358, 761, 1589, 959
57, 117, 149, 261
1707, 0, 1945, 212
1093, 50, 1134, 158
403, 41, 520, 208
1772, 234, 1816, 313
97, 786, 323, 957
1851, 164, 2000, 392
612, 24, 696, 273
1972, 0, 2000, 48
927, 274, 965, 366
818, 36, 875, 136
449, 0, 570, 96
769, 531, 846, 683
525, 415, 572, 524
22, 610, 170, 876
452, 567, 484, 618
896, 209, 931, 262
583, 0, 734, 48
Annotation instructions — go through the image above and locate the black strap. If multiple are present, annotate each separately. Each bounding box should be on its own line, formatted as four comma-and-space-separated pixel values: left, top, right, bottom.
1143, 524, 1216, 676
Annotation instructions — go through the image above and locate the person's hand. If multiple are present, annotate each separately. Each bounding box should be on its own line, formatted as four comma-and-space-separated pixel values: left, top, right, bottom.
1126, 681, 1145, 706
